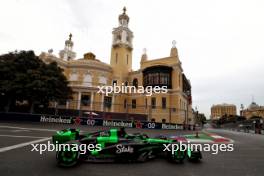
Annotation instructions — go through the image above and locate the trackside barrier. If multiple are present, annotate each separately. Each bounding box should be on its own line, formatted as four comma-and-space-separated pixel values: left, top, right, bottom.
225, 127, 264, 135
0, 112, 41, 122
0, 113, 186, 130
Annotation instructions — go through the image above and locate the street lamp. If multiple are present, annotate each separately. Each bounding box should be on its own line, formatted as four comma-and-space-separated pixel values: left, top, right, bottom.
195, 106, 199, 126
240, 104, 244, 116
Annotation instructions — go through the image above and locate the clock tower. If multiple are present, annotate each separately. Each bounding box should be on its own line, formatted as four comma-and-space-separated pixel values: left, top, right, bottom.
110, 7, 134, 85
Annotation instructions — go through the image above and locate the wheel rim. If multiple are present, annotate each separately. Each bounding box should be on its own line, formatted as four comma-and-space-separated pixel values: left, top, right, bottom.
57, 147, 79, 166
173, 150, 185, 160
61, 150, 77, 162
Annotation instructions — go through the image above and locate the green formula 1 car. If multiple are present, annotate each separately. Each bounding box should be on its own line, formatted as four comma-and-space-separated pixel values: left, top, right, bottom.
52, 128, 202, 167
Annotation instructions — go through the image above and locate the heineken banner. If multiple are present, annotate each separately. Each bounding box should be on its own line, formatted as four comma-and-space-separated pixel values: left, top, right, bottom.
38, 115, 184, 130
0, 113, 184, 130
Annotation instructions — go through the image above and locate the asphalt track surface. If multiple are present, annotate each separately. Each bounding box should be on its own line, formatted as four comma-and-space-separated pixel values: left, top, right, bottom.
0, 122, 264, 176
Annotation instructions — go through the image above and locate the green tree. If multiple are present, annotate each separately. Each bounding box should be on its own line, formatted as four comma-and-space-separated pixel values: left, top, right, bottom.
0, 50, 72, 113
196, 113, 206, 126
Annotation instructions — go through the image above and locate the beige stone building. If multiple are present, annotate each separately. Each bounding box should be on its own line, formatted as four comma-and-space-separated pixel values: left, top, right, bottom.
241, 102, 264, 119
211, 103, 237, 120
40, 7, 193, 124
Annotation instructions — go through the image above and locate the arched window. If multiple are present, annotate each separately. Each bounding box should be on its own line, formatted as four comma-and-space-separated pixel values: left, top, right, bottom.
132, 78, 138, 88
112, 80, 117, 86
69, 73, 78, 81
99, 76, 107, 85
83, 74, 92, 86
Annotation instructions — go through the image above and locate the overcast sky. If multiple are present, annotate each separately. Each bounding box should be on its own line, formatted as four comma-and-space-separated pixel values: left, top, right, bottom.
1, 0, 264, 118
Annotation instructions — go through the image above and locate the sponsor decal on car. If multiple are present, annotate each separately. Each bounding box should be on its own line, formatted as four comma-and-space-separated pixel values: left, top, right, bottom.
116, 144, 134, 154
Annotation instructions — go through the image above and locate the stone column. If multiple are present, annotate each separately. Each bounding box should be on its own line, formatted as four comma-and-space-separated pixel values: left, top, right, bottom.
77, 91, 82, 110
101, 94, 104, 111
111, 95, 115, 112
90, 92, 94, 110
66, 100, 69, 109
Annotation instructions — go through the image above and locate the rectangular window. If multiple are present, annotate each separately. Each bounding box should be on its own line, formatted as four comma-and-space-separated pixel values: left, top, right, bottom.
104, 96, 112, 108
113, 80, 117, 86
151, 97, 156, 109
124, 99, 127, 109
58, 99, 67, 105
115, 53, 118, 63
162, 97, 166, 109
126, 54, 129, 64
81, 95, 90, 106
132, 99, 136, 109
180, 99, 181, 109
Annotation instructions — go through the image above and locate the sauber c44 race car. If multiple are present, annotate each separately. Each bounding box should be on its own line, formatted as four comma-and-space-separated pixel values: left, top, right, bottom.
52, 128, 202, 167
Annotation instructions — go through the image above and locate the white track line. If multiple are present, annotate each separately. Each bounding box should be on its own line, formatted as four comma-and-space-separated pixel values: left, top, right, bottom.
12, 129, 30, 132
186, 139, 214, 143
0, 137, 51, 153
0, 134, 46, 139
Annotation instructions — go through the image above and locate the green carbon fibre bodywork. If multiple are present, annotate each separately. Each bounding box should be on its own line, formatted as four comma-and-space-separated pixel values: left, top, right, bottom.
52, 129, 80, 144
146, 138, 173, 144
187, 148, 192, 157
91, 129, 119, 156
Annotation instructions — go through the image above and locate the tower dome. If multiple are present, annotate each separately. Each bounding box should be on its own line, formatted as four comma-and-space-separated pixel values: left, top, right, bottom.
59, 33, 76, 61
65, 33, 74, 47
141, 48, 148, 63
112, 7, 133, 49
119, 7, 129, 27
248, 102, 259, 109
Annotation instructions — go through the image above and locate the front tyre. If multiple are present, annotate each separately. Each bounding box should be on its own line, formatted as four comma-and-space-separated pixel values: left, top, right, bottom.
167, 150, 185, 163
137, 150, 153, 162
187, 148, 202, 162
56, 142, 80, 167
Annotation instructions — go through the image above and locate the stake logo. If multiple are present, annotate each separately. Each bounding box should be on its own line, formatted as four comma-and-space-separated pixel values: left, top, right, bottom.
116, 144, 134, 154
